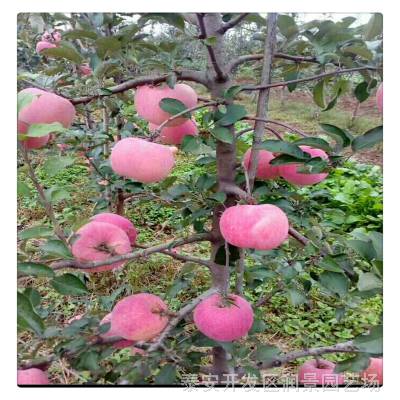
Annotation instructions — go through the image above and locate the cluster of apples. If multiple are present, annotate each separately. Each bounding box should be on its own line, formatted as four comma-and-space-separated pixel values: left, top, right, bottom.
110, 83, 198, 183
18, 88, 76, 149
36, 30, 92, 76
71, 213, 137, 273
35, 30, 61, 54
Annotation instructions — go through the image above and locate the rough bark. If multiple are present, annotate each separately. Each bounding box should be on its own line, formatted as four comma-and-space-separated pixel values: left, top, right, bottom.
247, 14, 277, 191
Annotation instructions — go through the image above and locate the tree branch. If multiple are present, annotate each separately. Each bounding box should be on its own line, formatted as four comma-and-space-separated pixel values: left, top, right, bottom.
196, 14, 227, 82
259, 341, 358, 369
147, 288, 218, 352
20, 146, 69, 246
228, 52, 320, 72
247, 13, 278, 192
51, 233, 212, 271
218, 13, 250, 34
241, 66, 381, 91
70, 70, 208, 105
245, 117, 309, 137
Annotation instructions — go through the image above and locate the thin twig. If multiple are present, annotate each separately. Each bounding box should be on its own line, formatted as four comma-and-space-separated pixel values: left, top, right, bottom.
20, 146, 69, 246
259, 341, 358, 369
245, 117, 309, 137
147, 288, 218, 352
247, 13, 278, 192
70, 70, 208, 105
151, 101, 219, 140
51, 233, 212, 270
241, 66, 381, 91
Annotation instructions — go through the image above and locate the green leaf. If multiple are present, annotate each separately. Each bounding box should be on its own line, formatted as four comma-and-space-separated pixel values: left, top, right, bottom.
348, 239, 377, 261
181, 136, 213, 155
154, 364, 177, 384
208, 192, 227, 203
277, 15, 298, 39
319, 271, 349, 297
17, 92, 37, 115
63, 29, 98, 40
259, 140, 309, 159
255, 344, 280, 363
364, 14, 383, 40
17, 292, 44, 335
286, 288, 307, 306
357, 272, 382, 292
24, 288, 41, 308
42, 46, 83, 63
140, 13, 185, 31
334, 353, 371, 373
313, 80, 326, 108
42, 156, 75, 177
51, 274, 89, 296
159, 98, 190, 118
318, 256, 343, 273
354, 325, 383, 354
18, 226, 53, 240
45, 187, 70, 203
369, 232, 383, 261
211, 126, 234, 144
223, 85, 242, 100
18, 262, 55, 278
217, 104, 247, 126
270, 154, 308, 166
351, 126, 383, 152
354, 81, 370, 103
17, 180, 31, 197
204, 36, 217, 46
76, 351, 100, 371
343, 45, 373, 60
26, 122, 65, 138
95, 37, 121, 59
320, 123, 353, 147
293, 137, 331, 153
40, 240, 73, 259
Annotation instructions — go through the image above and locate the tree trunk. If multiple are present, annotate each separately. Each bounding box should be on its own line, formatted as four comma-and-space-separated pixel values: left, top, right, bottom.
201, 12, 236, 382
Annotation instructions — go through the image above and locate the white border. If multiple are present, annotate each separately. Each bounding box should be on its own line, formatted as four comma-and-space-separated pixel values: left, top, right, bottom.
3, 0, 397, 398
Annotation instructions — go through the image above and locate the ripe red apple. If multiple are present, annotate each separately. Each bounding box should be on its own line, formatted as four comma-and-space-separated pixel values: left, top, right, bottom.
71, 221, 132, 273
361, 357, 383, 385
220, 204, 289, 250
297, 359, 345, 386
17, 368, 50, 385
134, 84, 197, 127
91, 213, 137, 245
376, 83, 383, 114
110, 137, 175, 183
242, 148, 280, 180
36, 41, 56, 54
193, 294, 254, 342
52, 31, 62, 43
149, 119, 198, 145
111, 293, 169, 341
18, 88, 75, 149
78, 63, 93, 76
99, 313, 136, 349
279, 145, 328, 186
